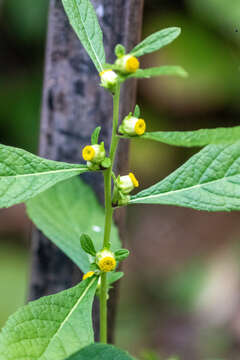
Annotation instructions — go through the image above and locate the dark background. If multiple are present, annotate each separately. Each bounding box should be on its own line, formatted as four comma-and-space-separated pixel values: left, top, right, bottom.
1, 0, 240, 359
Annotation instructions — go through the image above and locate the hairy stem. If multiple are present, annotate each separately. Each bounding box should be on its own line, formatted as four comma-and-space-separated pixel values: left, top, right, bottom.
100, 82, 121, 343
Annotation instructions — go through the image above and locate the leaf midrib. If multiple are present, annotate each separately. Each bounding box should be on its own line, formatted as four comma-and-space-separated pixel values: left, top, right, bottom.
0, 167, 86, 179
130, 172, 240, 203
72, 0, 103, 71
40, 277, 96, 359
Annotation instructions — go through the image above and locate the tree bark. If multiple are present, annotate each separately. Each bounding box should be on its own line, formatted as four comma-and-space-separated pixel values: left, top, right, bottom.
29, 0, 143, 343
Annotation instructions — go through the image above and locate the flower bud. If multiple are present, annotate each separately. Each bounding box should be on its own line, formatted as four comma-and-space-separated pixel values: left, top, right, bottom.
96, 249, 117, 272
99, 69, 118, 90
82, 271, 95, 281
115, 54, 140, 74
117, 172, 139, 195
119, 115, 146, 136
82, 143, 105, 164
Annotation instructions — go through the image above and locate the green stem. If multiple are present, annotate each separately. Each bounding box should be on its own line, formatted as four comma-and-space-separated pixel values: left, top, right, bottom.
100, 82, 121, 343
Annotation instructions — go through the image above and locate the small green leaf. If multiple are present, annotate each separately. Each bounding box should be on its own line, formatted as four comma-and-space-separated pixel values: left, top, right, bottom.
126, 66, 188, 80
101, 157, 111, 169
0, 144, 88, 208
139, 126, 240, 147
130, 142, 240, 212
134, 104, 140, 118
108, 271, 124, 285
91, 126, 101, 144
115, 249, 130, 261
0, 277, 98, 360
65, 343, 135, 360
27, 177, 121, 273
115, 44, 125, 58
130, 27, 181, 57
80, 233, 96, 256
62, 0, 105, 72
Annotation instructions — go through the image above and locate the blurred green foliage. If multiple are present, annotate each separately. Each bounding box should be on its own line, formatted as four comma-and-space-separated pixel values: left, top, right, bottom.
0, 241, 29, 328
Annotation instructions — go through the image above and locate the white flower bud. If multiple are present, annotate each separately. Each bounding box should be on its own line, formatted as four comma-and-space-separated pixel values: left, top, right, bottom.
119, 116, 146, 136
99, 70, 118, 90
117, 172, 139, 195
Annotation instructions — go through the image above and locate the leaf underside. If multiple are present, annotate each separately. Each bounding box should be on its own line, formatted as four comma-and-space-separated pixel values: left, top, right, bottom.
0, 144, 87, 208
130, 142, 240, 212
27, 177, 121, 273
65, 343, 135, 360
62, 0, 105, 72
141, 126, 240, 147
0, 277, 98, 360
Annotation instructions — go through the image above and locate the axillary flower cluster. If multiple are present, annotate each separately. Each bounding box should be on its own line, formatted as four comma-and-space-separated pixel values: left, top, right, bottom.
99, 44, 140, 92
80, 232, 129, 284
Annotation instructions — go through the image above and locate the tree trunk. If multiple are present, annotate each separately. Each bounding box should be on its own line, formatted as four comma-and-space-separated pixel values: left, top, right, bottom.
29, 0, 143, 343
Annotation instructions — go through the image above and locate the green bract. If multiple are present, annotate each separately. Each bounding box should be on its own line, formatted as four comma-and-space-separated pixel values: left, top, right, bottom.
0, 277, 98, 360
130, 142, 240, 212
62, 0, 105, 72
27, 177, 121, 273
80, 233, 97, 256
0, 144, 88, 208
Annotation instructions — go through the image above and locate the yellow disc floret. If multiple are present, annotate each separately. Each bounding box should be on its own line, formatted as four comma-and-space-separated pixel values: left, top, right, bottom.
98, 256, 117, 272
82, 271, 95, 280
125, 56, 140, 73
134, 118, 146, 135
82, 145, 95, 161
129, 172, 139, 188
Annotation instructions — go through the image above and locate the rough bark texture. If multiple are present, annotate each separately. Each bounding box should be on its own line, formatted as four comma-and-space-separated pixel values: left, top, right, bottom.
29, 0, 143, 342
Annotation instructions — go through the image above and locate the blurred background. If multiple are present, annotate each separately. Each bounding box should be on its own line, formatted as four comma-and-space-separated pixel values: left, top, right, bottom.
0, 0, 240, 359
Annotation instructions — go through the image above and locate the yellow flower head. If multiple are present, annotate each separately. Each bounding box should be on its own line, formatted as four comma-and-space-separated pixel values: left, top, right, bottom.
134, 118, 146, 135
82, 271, 95, 280
98, 256, 117, 272
125, 56, 140, 73
96, 249, 116, 272
82, 145, 95, 161
129, 172, 139, 188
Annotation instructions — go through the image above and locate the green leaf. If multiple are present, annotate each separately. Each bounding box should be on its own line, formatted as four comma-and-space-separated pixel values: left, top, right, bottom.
65, 343, 135, 360
130, 142, 240, 212
91, 126, 101, 145
130, 27, 181, 57
139, 126, 240, 147
80, 233, 96, 256
115, 249, 130, 261
126, 66, 188, 80
0, 277, 98, 360
133, 104, 140, 118
108, 271, 124, 285
27, 177, 121, 273
0, 144, 88, 208
62, 0, 105, 72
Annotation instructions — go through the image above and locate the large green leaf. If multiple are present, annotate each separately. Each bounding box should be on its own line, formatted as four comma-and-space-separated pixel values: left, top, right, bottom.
62, 0, 105, 72
130, 27, 181, 57
130, 142, 240, 211
27, 177, 121, 273
0, 277, 98, 360
0, 144, 87, 208
139, 126, 240, 147
126, 66, 188, 80
65, 343, 135, 360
